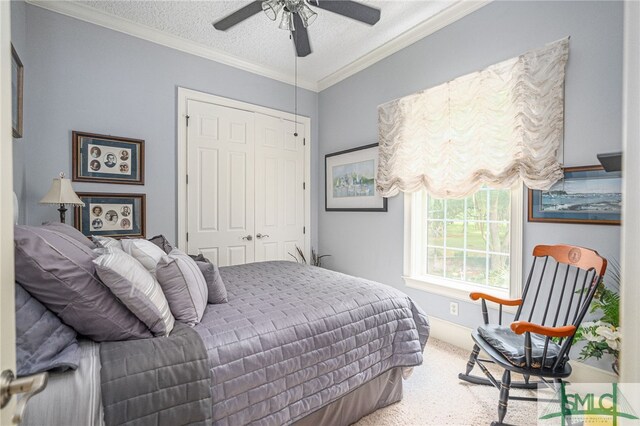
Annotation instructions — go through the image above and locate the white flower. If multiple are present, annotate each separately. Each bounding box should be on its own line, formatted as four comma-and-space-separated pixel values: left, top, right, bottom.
584, 330, 604, 342
593, 325, 621, 351
606, 339, 620, 351
595, 325, 616, 340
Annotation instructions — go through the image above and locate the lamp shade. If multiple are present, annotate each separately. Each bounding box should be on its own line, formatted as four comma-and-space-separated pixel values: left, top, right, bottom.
39, 174, 85, 206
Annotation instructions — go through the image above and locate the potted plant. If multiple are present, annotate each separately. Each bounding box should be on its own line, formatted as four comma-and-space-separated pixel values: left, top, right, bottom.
573, 260, 621, 374
289, 246, 331, 267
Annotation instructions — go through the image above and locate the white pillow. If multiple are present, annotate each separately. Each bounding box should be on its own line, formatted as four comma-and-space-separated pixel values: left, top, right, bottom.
121, 239, 166, 273
93, 235, 122, 250
156, 249, 208, 326
93, 247, 175, 336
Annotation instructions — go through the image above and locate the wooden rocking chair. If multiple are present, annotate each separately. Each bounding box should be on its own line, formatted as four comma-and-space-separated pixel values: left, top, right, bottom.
458, 244, 607, 425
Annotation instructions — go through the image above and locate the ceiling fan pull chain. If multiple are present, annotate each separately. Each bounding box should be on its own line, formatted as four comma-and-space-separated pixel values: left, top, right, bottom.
294, 50, 298, 137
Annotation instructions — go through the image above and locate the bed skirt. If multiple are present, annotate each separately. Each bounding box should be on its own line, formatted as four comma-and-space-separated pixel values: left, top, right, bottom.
294, 367, 404, 426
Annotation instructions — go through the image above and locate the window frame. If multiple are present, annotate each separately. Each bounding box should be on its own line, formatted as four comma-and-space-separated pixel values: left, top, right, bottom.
403, 184, 524, 305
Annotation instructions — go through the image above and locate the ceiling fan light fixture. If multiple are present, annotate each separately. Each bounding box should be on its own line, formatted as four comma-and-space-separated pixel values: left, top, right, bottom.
262, 0, 282, 21
279, 9, 295, 31
298, 3, 317, 28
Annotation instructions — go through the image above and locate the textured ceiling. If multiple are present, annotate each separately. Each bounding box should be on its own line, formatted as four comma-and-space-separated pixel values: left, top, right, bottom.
76, 0, 456, 84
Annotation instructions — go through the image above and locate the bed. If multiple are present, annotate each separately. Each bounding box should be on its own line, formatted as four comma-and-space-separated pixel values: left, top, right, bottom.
21, 261, 429, 425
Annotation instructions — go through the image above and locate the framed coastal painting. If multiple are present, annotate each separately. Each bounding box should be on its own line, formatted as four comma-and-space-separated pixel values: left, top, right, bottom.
72, 131, 145, 185
325, 143, 387, 212
11, 44, 23, 138
74, 193, 146, 238
528, 166, 621, 225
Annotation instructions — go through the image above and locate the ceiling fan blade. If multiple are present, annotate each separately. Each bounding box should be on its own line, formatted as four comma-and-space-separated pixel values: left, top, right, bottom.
308, 0, 380, 25
212, 1, 264, 31
291, 14, 312, 57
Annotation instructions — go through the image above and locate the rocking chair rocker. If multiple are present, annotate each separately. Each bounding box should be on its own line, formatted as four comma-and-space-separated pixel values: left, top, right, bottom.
458, 244, 607, 425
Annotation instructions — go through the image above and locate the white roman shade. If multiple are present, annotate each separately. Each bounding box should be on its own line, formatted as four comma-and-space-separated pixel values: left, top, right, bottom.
377, 37, 570, 198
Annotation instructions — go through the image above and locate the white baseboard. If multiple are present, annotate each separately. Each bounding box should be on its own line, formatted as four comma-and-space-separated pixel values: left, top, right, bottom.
428, 315, 618, 384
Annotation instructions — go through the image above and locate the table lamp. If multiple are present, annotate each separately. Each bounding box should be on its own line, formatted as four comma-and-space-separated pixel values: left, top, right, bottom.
39, 172, 85, 224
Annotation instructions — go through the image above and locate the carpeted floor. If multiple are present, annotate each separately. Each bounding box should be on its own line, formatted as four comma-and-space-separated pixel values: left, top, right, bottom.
355, 338, 538, 426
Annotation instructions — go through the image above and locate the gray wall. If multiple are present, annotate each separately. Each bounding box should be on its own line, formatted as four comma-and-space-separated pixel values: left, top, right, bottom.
21, 4, 319, 246
318, 1, 622, 368
12, 0, 26, 224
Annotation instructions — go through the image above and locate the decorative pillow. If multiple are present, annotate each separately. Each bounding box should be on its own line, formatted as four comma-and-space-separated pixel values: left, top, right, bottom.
191, 254, 228, 304
92, 235, 122, 250
148, 234, 173, 255
41, 222, 96, 249
94, 247, 175, 336
121, 238, 166, 273
15, 283, 80, 376
14, 225, 151, 341
156, 249, 208, 325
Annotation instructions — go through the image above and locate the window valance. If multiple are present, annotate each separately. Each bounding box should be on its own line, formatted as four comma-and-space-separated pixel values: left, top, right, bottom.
377, 37, 570, 198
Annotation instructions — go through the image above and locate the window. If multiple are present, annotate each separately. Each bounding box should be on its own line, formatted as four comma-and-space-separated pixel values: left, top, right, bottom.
404, 185, 523, 299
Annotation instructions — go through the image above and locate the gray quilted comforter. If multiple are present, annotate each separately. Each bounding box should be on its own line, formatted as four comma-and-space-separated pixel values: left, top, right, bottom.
195, 261, 429, 425
29, 262, 428, 426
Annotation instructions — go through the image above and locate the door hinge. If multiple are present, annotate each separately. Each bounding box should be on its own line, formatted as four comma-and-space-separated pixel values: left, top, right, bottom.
186, 232, 189, 242
186, 174, 189, 184
303, 138, 306, 146
303, 226, 306, 234
186, 115, 190, 126
303, 182, 306, 190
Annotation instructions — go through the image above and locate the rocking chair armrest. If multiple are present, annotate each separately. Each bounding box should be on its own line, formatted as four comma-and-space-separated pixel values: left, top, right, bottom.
469, 292, 522, 307
510, 321, 576, 338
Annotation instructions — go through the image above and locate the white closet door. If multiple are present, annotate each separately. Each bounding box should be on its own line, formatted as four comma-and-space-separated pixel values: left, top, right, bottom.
254, 114, 305, 262
186, 100, 255, 266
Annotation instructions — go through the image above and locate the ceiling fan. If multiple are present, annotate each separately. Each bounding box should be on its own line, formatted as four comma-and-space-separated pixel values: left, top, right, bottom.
212, 0, 382, 57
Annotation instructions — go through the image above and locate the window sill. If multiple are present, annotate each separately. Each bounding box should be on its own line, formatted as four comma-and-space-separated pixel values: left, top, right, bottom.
402, 275, 519, 314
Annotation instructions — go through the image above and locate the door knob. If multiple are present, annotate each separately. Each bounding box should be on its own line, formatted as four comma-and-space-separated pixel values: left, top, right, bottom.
1, 369, 48, 424
256, 233, 270, 239
242, 235, 253, 241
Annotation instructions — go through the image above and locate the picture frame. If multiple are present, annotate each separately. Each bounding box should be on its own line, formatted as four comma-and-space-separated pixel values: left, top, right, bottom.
11, 44, 23, 138
72, 131, 145, 185
74, 193, 146, 238
325, 143, 387, 212
528, 165, 621, 225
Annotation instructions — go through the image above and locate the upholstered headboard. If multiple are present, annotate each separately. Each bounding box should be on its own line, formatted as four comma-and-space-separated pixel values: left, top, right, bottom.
13, 191, 18, 224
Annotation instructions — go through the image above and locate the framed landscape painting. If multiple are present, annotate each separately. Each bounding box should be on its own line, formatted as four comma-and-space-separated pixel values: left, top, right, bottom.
74, 193, 146, 238
528, 166, 621, 225
72, 131, 145, 185
325, 143, 387, 212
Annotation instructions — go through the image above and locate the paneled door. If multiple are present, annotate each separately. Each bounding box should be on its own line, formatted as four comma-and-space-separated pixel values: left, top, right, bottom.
254, 114, 305, 262
0, 1, 17, 422
185, 99, 307, 267
187, 100, 255, 266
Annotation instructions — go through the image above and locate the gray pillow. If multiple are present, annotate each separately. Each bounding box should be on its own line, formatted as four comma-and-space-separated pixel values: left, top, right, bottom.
94, 247, 175, 336
191, 255, 228, 304
14, 225, 151, 341
156, 249, 208, 325
147, 234, 173, 255
41, 222, 96, 249
15, 283, 80, 376
148, 238, 227, 304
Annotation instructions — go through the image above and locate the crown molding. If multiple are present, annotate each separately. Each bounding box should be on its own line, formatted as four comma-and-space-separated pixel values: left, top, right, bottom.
317, 0, 492, 91
26, 0, 319, 92
26, 0, 491, 93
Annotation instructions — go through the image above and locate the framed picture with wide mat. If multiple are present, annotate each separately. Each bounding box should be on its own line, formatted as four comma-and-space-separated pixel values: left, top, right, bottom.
325, 143, 387, 212
72, 131, 145, 185
528, 165, 621, 225
74, 193, 146, 238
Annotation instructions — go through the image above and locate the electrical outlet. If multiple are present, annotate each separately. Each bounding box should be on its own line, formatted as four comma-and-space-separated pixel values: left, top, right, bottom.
449, 302, 459, 316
